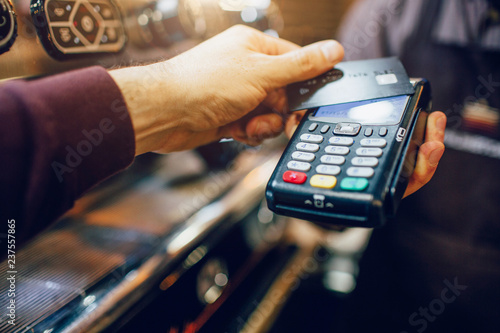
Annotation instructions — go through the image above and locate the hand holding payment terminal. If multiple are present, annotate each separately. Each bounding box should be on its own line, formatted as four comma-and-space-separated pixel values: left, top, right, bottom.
266, 57, 432, 228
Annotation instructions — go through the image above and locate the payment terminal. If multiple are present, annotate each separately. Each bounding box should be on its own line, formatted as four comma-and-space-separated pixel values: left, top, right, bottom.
266, 57, 432, 228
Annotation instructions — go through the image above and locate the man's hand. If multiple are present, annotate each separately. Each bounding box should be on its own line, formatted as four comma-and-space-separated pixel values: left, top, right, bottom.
402, 111, 446, 197
110, 25, 344, 155
285, 111, 447, 197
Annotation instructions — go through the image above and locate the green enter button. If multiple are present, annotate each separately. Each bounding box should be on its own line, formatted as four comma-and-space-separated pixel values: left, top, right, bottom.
340, 177, 369, 191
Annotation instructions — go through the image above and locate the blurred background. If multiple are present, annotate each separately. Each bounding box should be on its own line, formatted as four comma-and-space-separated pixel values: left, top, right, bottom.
0, 0, 355, 79
280, 0, 352, 45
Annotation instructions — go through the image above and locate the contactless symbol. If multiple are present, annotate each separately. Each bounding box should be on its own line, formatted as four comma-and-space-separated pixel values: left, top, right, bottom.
299, 88, 310, 95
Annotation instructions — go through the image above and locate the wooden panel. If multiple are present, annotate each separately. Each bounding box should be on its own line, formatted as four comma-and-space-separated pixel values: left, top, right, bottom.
277, 0, 355, 45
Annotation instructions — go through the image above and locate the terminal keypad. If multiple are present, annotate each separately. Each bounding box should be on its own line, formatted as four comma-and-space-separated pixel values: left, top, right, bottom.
283, 123, 388, 192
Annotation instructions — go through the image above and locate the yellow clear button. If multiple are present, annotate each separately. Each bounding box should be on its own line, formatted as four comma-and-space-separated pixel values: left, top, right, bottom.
310, 174, 337, 189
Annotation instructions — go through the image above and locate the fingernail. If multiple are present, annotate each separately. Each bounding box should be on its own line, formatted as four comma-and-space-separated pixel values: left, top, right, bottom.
321, 41, 342, 63
255, 122, 272, 139
429, 147, 445, 167
271, 116, 284, 130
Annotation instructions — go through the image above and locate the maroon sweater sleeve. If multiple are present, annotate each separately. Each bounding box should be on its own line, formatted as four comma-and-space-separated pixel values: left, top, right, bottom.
0, 66, 135, 243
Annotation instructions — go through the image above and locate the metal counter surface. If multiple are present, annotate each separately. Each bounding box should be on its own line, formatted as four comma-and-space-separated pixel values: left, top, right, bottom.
0, 146, 282, 333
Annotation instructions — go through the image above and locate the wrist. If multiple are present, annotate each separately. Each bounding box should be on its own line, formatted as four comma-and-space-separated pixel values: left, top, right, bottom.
109, 62, 185, 155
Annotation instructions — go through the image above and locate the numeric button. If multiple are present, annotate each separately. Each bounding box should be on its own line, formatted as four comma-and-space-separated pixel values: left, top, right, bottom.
360, 138, 387, 148
347, 167, 375, 178
300, 134, 324, 143
329, 137, 354, 146
316, 165, 341, 176
351, 157, 379, 167
296, 142, 320, 152
356, 148, 383, 157
320, 155, 346, 165
325, 146, 350, 155
287, 161, 311, 172
292, 151, 315, 162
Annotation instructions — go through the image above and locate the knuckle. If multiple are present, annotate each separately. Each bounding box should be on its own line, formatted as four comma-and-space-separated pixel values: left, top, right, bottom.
230, 24, 246, 32
230, 24, 254, 36
292, 50, 316, 75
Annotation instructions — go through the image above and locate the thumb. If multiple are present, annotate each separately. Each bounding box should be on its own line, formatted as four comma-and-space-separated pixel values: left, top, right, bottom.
267, 40, 344, 88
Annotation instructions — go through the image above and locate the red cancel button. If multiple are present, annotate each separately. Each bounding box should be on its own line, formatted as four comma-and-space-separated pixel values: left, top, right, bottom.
283, 170, 307, 184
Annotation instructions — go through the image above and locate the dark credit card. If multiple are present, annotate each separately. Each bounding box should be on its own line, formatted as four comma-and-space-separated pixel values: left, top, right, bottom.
287, 57, 415, 111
